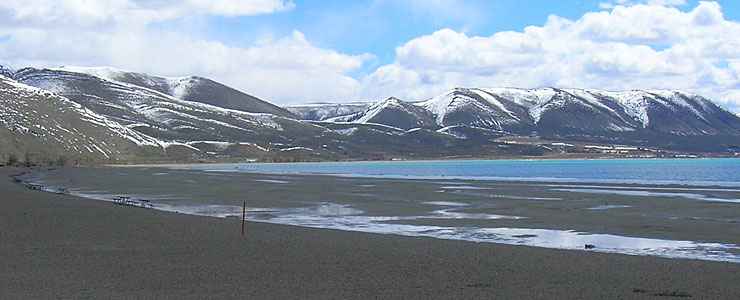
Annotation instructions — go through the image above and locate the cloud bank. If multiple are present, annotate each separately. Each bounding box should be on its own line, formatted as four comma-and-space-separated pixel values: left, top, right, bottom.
0, 0, 372, 102
363, 2, 740, 112
0, 1, 739, 113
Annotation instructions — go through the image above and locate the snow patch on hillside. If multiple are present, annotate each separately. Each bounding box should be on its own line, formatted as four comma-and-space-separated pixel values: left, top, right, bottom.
471, 89, 519, 121
169, 77, 198, 100
478, 88, 556, 123
600, 91, 651, 127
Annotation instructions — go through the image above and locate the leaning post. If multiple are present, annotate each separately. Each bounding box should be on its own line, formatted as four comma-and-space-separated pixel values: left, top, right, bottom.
241, 200, 246, 237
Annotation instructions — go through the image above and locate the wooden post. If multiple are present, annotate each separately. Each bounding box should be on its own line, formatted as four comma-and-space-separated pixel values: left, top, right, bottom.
241, 200, 246, 237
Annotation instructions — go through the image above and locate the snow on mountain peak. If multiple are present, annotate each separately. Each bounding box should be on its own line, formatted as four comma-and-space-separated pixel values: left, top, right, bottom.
353, 96, 407, 124
53, 66, 134, 82
0, 64, 14, 78
385, 87, 737, 132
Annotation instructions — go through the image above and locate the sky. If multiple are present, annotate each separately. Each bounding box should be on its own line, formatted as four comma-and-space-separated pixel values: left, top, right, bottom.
1, 0, 740, 113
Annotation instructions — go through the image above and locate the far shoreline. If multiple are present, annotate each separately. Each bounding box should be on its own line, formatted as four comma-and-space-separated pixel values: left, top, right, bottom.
106, 155, 740, 169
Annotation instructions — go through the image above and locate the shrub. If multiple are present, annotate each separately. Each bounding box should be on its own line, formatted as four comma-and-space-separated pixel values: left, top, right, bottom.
7, 153, 19, 166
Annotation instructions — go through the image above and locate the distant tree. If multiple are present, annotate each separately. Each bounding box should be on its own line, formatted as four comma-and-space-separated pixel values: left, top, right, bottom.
7, 153, 18, 166
55, 155, 68, 167
23, 151, 33, 167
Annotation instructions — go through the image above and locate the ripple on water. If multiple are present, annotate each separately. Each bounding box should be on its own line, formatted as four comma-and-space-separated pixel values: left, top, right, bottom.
254, 179, 290, 184
587, 205, 632, 210
553, 188, 740, 203
423, 201, 470, 206
440, 186, 492, 190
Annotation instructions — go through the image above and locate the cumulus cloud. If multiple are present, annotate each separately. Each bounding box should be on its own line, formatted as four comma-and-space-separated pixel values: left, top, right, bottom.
361, 2, 740, 113
1, 0, 739, 113
0, 0, 373, 103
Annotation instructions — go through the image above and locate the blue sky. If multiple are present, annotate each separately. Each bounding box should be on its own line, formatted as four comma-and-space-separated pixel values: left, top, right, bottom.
1, 0, 740, 112
196, 0, 740, 76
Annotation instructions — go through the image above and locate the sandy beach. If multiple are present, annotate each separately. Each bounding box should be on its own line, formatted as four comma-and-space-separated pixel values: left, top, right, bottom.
3, 167, 740, 299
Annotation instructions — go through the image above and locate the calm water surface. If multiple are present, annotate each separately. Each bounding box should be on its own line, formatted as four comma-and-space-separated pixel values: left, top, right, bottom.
188, 158, 740, 186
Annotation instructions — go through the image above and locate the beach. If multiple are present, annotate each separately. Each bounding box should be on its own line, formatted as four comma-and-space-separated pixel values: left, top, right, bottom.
2, 167, 740, 299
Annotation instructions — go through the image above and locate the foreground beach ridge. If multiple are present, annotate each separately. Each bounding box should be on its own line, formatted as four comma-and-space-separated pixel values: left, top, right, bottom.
3, 167, 740, 299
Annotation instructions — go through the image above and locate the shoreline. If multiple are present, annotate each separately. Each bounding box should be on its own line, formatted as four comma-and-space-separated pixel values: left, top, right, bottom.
17, 171, 740, 264
23, 166, 740, 245
3, 167, 740, 298
0, 169, 740, 299
106, 155, 740, 167
97, 152, 740, 169
104, 158, 740, 189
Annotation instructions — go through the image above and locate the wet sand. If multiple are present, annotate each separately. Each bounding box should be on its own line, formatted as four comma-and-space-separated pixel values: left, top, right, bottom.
2, 167, 740, 299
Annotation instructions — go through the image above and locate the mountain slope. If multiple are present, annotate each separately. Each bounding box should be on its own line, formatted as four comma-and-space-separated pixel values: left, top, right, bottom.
52, 66, 296, 118
0, 75, 166, 164
287, 102, 371, 121
334, 88, 740, 137
328, 97, 436, 130
0, 65, 13, 78
3, 63, 739, 163
13, 68, 321, 148
313, 87, 740, 151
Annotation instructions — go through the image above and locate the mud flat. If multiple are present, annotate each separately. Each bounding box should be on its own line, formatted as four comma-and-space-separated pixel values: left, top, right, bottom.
3, 167, 740, 299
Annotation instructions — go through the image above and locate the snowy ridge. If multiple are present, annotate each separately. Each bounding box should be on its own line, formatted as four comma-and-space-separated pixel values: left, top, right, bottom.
0, 65, 14, 78
417, 89, 463, 125
478, 88, 556, 122
286, 102, 371, 121
423, 87, 736, 129
54, 66, 194, 99
470, 89, 519, 121
16, 68, 285, 136
0, 75, 165, 159
355, 97, 405, 124
52, 66, 132, 82
4, 67, 341, 161
327, 87, 740, 137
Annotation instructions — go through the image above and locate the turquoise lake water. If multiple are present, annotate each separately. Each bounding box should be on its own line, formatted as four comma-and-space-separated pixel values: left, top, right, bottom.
187, 158, 740, 186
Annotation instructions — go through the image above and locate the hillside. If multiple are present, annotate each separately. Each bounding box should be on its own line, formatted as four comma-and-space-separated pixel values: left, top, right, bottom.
304, 88, 740, 151
2, 65, 739, 165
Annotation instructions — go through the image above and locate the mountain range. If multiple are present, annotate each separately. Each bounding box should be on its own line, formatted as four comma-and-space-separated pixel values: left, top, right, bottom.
2, 64, 740, 165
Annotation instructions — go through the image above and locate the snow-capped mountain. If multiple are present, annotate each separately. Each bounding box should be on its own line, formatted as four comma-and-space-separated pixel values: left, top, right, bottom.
0, 65, 14, 78
52, 66, 296, 118
2, 63, 739, 164
322, 87, 740, 140
12, 67, 325, 146
286, 102, 371, 121
326, 97, 436, 130
1, 67, 348, 163
0, 67, 543, 163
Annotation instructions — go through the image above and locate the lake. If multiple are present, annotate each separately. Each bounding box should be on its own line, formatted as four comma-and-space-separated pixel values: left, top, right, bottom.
186, 158, 740, 186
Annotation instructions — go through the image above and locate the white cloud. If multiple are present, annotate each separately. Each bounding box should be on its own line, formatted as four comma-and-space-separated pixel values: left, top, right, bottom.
599, 0, 688, 10
361, 2, 740, 113
0, 0, 294, 26
184, 0, 295, 17
1, 0, 739, 114
0, 0, 374, 103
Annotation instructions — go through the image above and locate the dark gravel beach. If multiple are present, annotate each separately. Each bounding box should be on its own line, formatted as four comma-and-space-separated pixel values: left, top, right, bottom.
2, 168, 740, 299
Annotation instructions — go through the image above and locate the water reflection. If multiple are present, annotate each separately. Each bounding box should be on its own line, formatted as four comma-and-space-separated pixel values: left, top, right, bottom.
29, 175, 740, 263
553, 188, 740, 203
